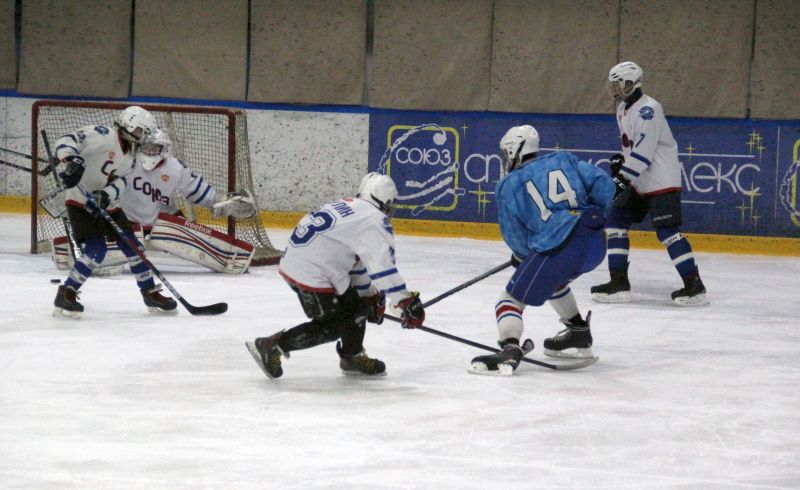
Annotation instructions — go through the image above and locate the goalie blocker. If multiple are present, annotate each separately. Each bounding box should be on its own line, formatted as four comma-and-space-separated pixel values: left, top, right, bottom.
148, 213, 254, 274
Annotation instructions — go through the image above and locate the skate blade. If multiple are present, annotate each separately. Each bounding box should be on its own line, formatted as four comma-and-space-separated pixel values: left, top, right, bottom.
341, 369, 387, 377
673, 293, 709, 306
52, 307, 81, 319
468, 362, 514, 376
147, 306, 179, 315
591, 291, 632, 303
544, 347, 595, 359
245, 341, 278, 379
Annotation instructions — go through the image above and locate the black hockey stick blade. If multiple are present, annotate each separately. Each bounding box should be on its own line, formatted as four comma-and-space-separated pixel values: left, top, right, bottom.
385, 314, 597, 371
181, 298, 228, 316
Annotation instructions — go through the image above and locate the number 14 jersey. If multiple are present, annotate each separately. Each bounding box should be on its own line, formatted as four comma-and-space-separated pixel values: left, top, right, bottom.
496, 151, 615, 256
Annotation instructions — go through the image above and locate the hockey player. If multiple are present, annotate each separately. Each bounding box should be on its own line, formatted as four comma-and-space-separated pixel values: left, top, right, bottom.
591, 61, 708, 306
120, 128, 257, 273
469, 125, 615, 376
245, 172, 425, 379
52, 106, 178, 317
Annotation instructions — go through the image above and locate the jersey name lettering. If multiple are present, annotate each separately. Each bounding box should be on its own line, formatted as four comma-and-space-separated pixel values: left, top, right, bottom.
133, 176, 170, 205
331, 200, 354, 217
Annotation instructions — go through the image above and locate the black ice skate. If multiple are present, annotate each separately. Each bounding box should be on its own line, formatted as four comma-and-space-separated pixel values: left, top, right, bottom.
337, 341, 386, 376
53, 285, 84, 318
245, 331, 287, 379
590, 269, 632, 303
468, 339, 524, 376
544, 312, 594, 359
141, 285, 178, 313
671, 272, 709, 306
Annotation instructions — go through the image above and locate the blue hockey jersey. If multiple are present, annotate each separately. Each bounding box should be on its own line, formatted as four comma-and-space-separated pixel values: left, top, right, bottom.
496, 151, 615, 255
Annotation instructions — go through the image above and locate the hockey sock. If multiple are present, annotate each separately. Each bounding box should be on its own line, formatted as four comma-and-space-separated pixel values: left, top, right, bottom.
278, 319, 342, 353
118, 234, 155, 290
605, 227, 630, 271
656, 226, 697, 278
496, 291, 525, 341
65, 238, 107, 290
548, 286, 579, 321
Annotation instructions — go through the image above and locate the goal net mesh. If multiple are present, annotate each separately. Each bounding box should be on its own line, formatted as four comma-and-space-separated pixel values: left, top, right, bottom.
31, 101, 281, 265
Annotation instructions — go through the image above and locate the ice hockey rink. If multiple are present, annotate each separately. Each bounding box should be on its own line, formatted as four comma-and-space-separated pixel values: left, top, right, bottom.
0, 213, 798, 489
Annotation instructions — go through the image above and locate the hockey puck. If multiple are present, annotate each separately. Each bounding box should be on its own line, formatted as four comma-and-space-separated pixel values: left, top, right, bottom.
50, 278, 61, 284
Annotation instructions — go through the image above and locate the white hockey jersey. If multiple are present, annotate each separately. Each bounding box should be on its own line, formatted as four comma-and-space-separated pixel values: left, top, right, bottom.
54, 125, 136, 209
279, 197, 413, 306
121, 156, 217, 226
615, 94, 682, 195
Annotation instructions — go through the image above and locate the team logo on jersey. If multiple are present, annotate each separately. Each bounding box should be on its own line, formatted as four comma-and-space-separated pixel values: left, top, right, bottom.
108, 151, 115, 159
639, 106, 654, 120
161, 174, 170, 182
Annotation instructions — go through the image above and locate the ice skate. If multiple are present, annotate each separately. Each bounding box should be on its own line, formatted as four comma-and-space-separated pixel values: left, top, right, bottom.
337, 341, 386, 376
591, 269, 631, 303
141, 284, 178, 313
671, 272, 709, 306
53, 285, 83, 318
246, 331, 287, 379
468, 340, 524, 376
544, 312, 594, 359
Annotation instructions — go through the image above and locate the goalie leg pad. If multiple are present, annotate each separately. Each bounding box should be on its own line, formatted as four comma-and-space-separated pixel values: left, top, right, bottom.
148, 213, 255, 273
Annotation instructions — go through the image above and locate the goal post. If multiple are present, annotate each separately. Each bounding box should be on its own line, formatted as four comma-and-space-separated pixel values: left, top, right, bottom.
30, 100, 281, 266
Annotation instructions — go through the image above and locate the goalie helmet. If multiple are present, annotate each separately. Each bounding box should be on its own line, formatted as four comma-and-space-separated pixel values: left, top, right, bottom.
608, 61, 643, 102
357, 172, 397, 215
499, 125, 539, 173
137, 128, 172, 171
115, 106, 157, 144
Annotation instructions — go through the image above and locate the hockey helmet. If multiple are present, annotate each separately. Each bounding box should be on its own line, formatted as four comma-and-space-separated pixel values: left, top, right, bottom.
115, 106, 157, 144
357, 172, 398, 215
138, 128, 172, 171
608, 61, 643, 102
499, 125, 540, 173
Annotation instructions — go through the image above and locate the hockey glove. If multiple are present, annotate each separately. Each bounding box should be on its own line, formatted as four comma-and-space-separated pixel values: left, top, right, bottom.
58, 155, 86, 188
510, 253, 524, 268
609, 153, 624, 177
363, 292, 386, 325
213, 189, 256, 219
87, 190, 110, 218
397, 292, 425, 329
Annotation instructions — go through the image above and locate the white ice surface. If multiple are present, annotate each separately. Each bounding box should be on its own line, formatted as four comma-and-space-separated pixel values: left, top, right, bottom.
1, 213, 799, 489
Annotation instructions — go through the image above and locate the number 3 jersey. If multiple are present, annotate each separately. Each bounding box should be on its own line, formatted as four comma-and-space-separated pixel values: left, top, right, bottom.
496, 151, 615, 256
279, 197, 413, 306
120, 156, 217, 226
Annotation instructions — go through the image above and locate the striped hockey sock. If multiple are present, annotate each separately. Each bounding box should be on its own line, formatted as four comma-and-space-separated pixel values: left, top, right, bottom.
495, 291, 525, 341
64, 238, 106, 290
606, 227, 630, 271
118, 236, 155, 290
657, 226, 697, 278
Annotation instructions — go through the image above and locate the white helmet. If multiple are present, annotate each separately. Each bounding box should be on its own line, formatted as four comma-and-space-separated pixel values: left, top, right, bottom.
608, 61, 643, 102
115, 106, 157, 144
357, 172, 398, 215
137, 128, 172, 171
499, 125, 540, 173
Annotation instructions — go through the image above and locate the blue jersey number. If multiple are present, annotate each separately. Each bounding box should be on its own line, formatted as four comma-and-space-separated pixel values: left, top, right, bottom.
290, 210, 336, 246
525, 170, 578, 222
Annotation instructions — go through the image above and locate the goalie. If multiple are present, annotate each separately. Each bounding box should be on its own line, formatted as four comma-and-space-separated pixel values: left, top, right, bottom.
119, 128, 259, 274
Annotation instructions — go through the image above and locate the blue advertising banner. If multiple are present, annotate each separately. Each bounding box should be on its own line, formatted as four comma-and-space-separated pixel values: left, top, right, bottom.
368, 110, 800, 238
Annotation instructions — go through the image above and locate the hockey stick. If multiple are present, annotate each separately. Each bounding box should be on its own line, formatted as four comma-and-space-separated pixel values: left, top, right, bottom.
0, 157, 55, 175
0, 148, 55, 175
422, 261, 512, 309
384, 314, 598, 371
79, 184, 228, 316
40, 130, 79, 260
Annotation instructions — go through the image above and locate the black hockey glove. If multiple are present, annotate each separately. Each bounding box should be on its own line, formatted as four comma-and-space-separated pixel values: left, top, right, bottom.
363, 292, 386, 325
613, 174, 631, 198
397, 292, 425, 329
58, 155, 86, 188
87, 190, 110, 218
510, 253, 524, 268
609, 153, 624, 177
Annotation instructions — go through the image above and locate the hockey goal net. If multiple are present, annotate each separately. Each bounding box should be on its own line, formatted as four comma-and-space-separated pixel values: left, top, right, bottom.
30, 100, 281, 266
